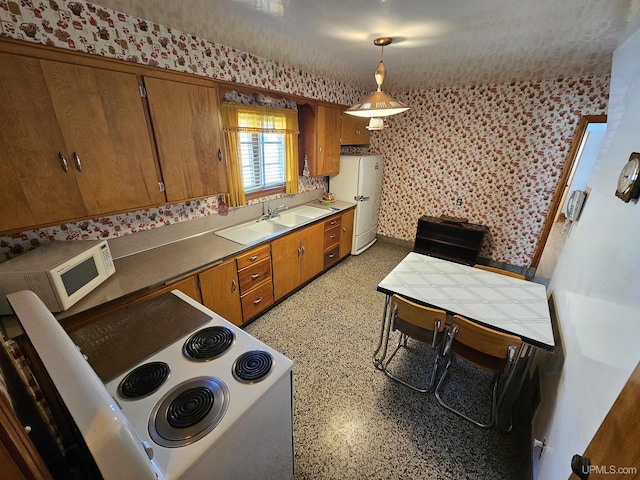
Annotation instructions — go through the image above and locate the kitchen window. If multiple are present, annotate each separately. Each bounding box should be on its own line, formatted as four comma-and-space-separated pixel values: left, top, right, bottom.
239, 131, 286, 193
222, 102, 299, 206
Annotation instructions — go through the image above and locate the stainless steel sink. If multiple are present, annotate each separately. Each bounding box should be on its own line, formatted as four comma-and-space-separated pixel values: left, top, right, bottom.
214, 205, 330, 245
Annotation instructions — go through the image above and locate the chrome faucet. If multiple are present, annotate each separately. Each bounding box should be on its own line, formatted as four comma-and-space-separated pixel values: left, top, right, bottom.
261, 203, 288, 220
271, 204, 288, 217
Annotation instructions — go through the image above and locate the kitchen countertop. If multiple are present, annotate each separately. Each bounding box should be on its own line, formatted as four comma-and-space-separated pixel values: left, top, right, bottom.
47, 199, 354, 323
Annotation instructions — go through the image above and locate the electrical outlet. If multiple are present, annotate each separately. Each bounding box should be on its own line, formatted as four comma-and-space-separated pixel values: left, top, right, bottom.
456, 198, 463, 206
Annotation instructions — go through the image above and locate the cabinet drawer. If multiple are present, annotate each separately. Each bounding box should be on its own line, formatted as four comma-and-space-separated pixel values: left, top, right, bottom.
324, 244, 340, 269
241, 280, 274, 320
237, 257, 271, 294
237, 244, 271, 270
324, 224, 341, 248
324, 216, 341, 230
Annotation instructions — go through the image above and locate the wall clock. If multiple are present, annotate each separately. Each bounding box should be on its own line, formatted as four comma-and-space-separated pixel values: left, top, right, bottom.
615, 152, 640, 203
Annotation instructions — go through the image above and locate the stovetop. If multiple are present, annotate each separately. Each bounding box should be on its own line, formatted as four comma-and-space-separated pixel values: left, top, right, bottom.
102, 291, 293, 477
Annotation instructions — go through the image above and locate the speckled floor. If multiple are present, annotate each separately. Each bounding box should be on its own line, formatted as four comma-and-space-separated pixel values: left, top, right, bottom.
245, 240, 530, 480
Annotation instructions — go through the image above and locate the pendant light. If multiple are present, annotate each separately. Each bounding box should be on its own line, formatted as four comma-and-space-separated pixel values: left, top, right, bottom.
345, 37, 409, 118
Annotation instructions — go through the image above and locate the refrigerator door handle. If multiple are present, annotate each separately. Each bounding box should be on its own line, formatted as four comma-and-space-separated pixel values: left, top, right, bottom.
354, 195, 370, 202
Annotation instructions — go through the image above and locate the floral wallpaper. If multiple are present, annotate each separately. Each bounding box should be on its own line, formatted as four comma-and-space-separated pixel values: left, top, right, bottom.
371, 77, 609, 265
0, 0, 611, 267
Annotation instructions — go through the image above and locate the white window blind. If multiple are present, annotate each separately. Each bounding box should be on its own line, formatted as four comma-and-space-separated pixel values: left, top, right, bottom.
239, 131, 286, 192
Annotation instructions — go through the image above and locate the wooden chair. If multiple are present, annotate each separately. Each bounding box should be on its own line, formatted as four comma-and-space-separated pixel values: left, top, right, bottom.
381, 295, 447, 392
473, 264, 526, 280
434, 315, 522, 429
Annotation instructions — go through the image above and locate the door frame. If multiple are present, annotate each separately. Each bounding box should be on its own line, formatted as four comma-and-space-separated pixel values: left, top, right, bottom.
530, 114, 607, 268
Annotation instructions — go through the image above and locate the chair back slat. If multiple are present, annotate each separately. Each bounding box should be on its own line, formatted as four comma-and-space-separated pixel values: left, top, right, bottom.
392, 295, 447, 333
450, 315, 522, 362
473, 264, 526, 280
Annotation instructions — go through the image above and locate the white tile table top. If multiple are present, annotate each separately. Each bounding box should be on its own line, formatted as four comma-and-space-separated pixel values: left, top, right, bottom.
377, 252, 554, 349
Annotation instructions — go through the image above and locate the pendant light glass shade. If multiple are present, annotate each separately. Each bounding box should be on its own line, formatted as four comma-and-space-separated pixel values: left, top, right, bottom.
345, 37, 409, 118
366, 117, 386, 130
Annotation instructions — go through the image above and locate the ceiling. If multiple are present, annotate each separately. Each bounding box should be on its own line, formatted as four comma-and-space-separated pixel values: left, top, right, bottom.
96, 0, 638, 91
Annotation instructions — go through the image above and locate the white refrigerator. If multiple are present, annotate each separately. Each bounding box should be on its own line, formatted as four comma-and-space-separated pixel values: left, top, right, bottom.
329, 155, 384, 255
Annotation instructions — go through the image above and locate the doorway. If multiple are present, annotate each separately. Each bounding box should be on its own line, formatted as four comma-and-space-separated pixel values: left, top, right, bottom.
531, 115, 607, 280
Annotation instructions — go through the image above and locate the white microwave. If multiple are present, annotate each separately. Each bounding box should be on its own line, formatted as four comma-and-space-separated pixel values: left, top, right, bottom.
0, 240, 115, 315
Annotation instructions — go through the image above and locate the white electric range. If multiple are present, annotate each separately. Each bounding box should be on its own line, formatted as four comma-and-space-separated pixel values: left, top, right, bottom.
8, 289, 294, 480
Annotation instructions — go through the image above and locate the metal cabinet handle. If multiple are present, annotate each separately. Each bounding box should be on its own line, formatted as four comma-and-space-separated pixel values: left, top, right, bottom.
318, 146, 323, 153
301, 246, 305, 255
329, 253, 335, 258
59, 152, 68, 172
231, 280, 237, 292
249, 255, 259, 262
330, 220, 337, 225
73, 152, 82, 172
253, 297, 263, 305
330, 234, 336, 239
297, 246, 303, 257
251, 273, 260, 280
217, 148, 223, 161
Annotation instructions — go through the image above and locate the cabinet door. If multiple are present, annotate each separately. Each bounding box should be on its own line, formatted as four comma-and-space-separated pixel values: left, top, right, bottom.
144, 77, 228, 201
341, 112, 370, 145
316, 105, 342, 176
40, 60, 165, 215
301, 222, 324, 283
199, 259, 243, 326
340, 209, 355, 258
0, 53, 86, 232
271, 231, 302, 301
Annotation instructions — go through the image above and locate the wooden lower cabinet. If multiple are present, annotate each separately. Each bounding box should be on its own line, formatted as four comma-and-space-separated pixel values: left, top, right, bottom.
272, 222, 324, 301
340, 208, 355, 259
240, 279, 273, 321
236, 245, 274, 322
323, 214, 342, 269
198, 259, 243, 326
199, 245, 273, 326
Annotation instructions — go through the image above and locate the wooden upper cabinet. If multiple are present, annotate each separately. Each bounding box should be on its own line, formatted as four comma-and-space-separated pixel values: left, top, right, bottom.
317, 105, 342, 176
0, 52, 87, 232
0, 53, 165, 234
144, 77, 228, 202
341, 112, 370, 145
298, 103, 342, 177
40, 60, 165, 215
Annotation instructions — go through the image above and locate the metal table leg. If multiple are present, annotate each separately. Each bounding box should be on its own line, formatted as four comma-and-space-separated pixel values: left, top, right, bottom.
372, 294, 393, 370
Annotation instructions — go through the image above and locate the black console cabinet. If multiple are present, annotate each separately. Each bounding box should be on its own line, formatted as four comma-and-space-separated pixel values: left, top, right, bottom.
414, 216, 489, 266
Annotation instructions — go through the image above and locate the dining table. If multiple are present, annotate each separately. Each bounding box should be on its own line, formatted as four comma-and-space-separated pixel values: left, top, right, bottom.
373, 252, 555, 389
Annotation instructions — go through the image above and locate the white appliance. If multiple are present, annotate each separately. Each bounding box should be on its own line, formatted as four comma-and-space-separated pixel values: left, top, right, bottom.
7, 289, 294, 480
330, 155, 384, 255
0, 240, 115, 314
